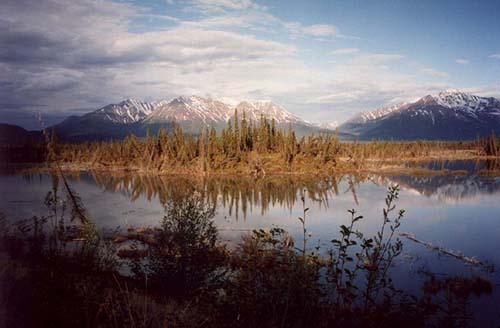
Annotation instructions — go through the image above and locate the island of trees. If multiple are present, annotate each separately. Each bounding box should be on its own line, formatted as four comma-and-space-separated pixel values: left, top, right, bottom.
2, 110, 500, 175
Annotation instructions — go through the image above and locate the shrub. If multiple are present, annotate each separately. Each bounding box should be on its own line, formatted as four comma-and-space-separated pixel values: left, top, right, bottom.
129, 193, 228, 298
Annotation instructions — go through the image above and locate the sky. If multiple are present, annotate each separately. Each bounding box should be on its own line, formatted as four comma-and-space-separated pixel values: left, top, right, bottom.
1, 0, 500, 129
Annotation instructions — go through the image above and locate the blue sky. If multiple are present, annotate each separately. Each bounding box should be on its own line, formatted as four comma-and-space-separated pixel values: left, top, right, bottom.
1, 0, 499, 129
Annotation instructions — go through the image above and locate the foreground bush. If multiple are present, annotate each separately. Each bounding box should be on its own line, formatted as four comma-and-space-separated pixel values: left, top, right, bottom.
129, 193, 228, 299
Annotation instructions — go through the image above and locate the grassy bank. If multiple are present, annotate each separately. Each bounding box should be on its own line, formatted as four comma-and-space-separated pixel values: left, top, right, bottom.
49, 149, 500, 177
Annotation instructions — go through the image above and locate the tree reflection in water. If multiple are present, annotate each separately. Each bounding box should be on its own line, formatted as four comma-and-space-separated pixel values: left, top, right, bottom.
86, 172, 352, 220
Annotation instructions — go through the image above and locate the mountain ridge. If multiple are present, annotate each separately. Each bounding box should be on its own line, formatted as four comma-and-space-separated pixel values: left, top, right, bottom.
4, 90, 499, 142
52, 95, 332, 141
338, 90, 500, 140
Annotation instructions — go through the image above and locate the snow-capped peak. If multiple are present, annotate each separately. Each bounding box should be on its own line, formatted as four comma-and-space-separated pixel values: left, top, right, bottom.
145, 95, 233, 125
93, 99, 158, 124
315, 121, 338, 130
337, 89, 500, 140
172, 95, 203, 103
234, 100, 306, 125
86, 96, 315, 129
434, 89, 485, 110
348, 102, 409, 124
345, 89, 500, 126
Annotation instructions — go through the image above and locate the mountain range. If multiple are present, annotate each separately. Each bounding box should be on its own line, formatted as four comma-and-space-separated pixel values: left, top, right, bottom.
338, 89, 500, 140
53, 96, 333, 141
1, 90, 500, 143
0, 123, 43, 145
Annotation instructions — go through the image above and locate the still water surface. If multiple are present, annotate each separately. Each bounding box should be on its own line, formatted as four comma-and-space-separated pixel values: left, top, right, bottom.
2, 163, 500, 325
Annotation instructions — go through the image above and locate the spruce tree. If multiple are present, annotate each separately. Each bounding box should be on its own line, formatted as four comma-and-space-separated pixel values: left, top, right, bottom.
241, 111, 248, 152
233, 109, 240, 156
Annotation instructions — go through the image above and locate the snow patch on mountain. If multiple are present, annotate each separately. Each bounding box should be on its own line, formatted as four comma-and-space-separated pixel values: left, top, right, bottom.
84, 96, 314, 130
315, 121, 338, 130
234, 101, 308, 125
348, 102, 410, 124
94, 99, 159, 124
347, 90, 500, 124
145, 96, 233, 125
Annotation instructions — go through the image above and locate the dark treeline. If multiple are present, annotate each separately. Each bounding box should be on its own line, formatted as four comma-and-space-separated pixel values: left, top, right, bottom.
0, 144, 46, 163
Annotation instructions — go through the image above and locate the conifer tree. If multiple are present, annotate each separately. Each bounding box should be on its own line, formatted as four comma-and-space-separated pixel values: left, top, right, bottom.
47, 127, 59, 162
240, 111, 248, 152
271, 118, 276, 150
233, 109, 240, 156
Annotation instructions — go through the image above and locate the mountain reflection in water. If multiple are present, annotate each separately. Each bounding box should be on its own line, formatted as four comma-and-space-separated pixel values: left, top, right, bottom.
377, 174, 500, 204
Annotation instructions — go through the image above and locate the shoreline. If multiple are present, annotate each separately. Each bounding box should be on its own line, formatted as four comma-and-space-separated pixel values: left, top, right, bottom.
9, 154, 500, 177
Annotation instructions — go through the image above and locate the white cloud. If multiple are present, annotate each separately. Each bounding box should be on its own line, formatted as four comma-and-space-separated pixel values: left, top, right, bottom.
420, 67, 449, 78
2, 0, 488, 126
455, 58, 469, 65
0, 0, 301, 114
308, 92, 363, 104
283, 21, 338, 38
186, 0, 253, 13
139, 13, 181, 22
181, 2, 338, 41
460, 84, 500, 98
359, 53, 404, 62
489, 54, 500, 59
330, 48, 360, 55
0, 0, 418, 124
181, 10, 277, 30
303, 24, 337, 37
113, 27, 296, 65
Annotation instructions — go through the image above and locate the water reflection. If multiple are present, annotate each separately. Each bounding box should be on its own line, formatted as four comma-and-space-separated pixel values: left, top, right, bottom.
5, 166, 500, 326
376, 174, 500, 203
10, 156, 500, 219
12, 168, 500, 230
46, 171, 500, 215
69, 172, 349, 221
7, 161, 500, 222
408, 158, 500, 172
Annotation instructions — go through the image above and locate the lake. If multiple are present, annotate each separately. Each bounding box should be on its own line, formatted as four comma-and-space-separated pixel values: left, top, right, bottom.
2, 163, 500, 325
